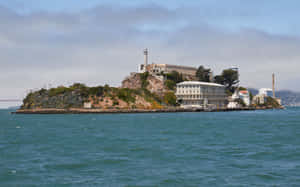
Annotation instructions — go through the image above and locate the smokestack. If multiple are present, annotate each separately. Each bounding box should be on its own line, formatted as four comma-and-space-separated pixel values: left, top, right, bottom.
144, 48, 148, 71
272, 73, 275, 98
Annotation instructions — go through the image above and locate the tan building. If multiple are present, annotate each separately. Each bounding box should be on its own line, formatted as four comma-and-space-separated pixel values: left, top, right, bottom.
142, 63, 197, 77
139, 49, 197, 78
175, 81, 227, 109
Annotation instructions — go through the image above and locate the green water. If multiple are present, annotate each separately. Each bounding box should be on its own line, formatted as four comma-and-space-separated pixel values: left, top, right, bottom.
1, 108, 300, 186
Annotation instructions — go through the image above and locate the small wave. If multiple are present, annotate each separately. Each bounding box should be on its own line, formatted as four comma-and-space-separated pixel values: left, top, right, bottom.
254, 173, 277, 180
129, 147, 146, 152
159, 178, 181, 186
10, 170, 17, 174
102, 158, 129, 164
47, 162, 88, 170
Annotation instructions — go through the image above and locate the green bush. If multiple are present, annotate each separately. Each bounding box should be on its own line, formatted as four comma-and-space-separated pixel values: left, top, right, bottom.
49, 87, 71, 97
266, 97, 280, 108
88, 86, 104, 96
117, 88, 136, 103
165, 71, 183, 83
164, 80, 176, 90
163, 92, 177, 106
113, 100, 119, 106
139, 72, 149, 88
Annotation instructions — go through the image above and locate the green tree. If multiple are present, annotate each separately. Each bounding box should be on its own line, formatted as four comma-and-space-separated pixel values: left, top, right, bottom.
163, 92, 177, 106
214, 75, 225, 85
265, 96, 280, 108
164, 80, 176, 90
221, 69, 239, 93
165, 71, 184, 83
139, 72, 149, 89
196, 66, 211, 82
238, 87, 247, 91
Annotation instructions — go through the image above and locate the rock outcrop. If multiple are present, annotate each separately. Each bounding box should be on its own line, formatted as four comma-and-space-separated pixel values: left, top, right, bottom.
121, 73, 167, 96
20, 84, 166, 110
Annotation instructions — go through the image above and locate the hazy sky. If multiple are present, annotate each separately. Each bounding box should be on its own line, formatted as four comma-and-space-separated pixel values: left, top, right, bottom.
1, 0, 300, 107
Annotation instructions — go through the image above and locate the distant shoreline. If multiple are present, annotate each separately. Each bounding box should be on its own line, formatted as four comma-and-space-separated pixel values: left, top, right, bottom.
13, 106, 284, 114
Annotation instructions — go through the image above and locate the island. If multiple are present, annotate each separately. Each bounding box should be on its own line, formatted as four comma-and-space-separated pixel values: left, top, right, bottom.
15, 50, 283, 114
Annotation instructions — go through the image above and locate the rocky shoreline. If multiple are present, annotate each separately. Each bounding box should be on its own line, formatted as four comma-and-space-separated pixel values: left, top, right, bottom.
13, 106, 284, 114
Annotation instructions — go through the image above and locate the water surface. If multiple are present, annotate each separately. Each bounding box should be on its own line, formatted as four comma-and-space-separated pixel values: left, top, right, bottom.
1, 108, 300, 186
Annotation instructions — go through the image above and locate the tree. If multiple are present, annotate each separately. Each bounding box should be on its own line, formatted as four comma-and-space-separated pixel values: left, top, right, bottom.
196, 66, 211, 82
238, 87, 247, 91
221, 69, 239, 93
214, 75, 225, 85
164, 80, 176, 90
139, 72, 149, 89
164, 71, 184, 90
165, 71, 184, 83
163, 92, 177, 106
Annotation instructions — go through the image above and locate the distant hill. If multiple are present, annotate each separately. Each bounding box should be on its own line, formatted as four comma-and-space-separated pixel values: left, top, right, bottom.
8, 106, 20, 110
248, 88, 300, 106
276, 90, 300, 106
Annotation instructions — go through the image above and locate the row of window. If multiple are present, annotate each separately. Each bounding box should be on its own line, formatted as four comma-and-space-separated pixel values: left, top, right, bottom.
176, 90, 225, 94
177, 95, 227, 99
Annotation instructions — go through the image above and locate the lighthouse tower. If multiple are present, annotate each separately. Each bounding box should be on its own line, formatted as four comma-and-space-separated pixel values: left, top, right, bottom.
139, 48, 148, 73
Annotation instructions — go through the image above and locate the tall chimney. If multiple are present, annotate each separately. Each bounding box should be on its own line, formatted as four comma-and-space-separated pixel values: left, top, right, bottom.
144, 48, 148, 72
272, 73, 275, 98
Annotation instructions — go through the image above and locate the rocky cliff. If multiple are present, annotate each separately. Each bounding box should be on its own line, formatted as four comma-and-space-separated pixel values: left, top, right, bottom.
21, 83, 172, 110
121, 73, 167, 96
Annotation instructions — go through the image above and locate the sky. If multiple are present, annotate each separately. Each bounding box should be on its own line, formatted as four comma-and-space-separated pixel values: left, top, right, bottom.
1, 0, 300, 108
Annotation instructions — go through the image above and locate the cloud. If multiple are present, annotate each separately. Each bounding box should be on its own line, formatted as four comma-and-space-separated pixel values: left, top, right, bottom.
0, 3, 300, 101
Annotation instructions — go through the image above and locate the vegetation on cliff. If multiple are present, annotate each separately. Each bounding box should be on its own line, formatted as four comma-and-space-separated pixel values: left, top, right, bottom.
252, 96, 281, 108
21, 83, 177, 110
163, 71, 184, 90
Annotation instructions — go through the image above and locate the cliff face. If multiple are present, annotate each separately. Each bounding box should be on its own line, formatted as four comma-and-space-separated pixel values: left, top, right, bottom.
20, 71, 180, 111
22, 89, 85, 109
121, 73, 167, 96
121, 73, 143, 90
21, 84, 165, 110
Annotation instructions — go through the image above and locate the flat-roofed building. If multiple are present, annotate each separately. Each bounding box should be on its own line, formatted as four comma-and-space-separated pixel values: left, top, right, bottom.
175, 81, 227, 109
138, 49, 198, 79
144, 64, 197, 77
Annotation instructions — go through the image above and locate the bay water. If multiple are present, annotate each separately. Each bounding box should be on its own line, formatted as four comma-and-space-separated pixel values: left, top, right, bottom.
1, 108, 300, 186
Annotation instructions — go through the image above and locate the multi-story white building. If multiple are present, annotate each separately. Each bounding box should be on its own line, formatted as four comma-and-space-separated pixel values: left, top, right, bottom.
175, 81, 227, 109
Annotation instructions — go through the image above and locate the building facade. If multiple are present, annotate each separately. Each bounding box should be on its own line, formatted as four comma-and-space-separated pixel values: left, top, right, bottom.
175, 81, 227, 109
227, 89, 250, 108
239, 90, 251, 106
139, 49, 197, 78
140, 63, 197, 77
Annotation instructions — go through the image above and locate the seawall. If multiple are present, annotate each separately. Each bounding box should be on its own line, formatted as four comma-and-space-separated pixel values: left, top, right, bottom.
12, 107, 283, 114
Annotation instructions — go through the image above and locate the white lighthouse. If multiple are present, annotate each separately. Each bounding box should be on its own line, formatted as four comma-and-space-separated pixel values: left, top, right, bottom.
139, 48, 148, 73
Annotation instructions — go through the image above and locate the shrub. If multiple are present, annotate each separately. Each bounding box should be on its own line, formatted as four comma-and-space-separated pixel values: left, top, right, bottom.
266, 96, 280, 108
88, 86, 104, 96
113, 100, 119, 106
117, 88, 136, 103
165, 71, 183, 83
49, 87, 71, 97
163, 92, 177, 106
139, 72, 149, 88
164, 80, 176, 90
38, 88, 47, 95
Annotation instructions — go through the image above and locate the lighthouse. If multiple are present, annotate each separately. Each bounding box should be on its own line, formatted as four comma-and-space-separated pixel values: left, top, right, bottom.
139, 48, 148, 73
143, 48, 148, 72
